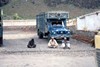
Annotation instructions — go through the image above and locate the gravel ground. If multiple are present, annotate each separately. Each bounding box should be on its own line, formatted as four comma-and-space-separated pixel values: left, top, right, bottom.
0, 30, 97, 67
0, 53, 97, 67
2, 30, 95, 52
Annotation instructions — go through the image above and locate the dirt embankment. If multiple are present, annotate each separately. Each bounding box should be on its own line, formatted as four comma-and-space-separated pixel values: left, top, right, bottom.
45, 0, 100, 8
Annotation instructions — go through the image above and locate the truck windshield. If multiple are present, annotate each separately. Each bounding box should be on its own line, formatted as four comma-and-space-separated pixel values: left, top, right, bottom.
52, 21, 64, 27
47, 19, 66, 28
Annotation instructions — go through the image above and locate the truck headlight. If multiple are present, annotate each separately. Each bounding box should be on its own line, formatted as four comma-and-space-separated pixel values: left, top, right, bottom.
68, 31, 70, 34
52, 31, 56, 34
53, 32, 56, 34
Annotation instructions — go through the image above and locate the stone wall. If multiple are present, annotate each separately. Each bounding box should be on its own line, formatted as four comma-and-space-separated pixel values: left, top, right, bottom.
68, 26, 95, 39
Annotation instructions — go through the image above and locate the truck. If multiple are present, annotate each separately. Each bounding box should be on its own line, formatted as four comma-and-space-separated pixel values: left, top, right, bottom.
0, 9, 3, 47
36, 11, 71, 39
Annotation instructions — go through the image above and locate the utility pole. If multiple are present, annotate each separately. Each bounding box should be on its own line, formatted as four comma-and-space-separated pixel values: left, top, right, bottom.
0, 8, 3, 47
0, 0, 9, 47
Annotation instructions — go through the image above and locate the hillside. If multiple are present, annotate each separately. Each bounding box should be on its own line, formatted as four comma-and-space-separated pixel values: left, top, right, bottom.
0, 0, 9, 7
2, 0, 100, 19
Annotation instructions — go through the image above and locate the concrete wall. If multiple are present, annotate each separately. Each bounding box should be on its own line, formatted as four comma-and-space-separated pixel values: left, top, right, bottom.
3, 20, 36, 26
77, 11, 100, 31
67, 11, 100, 38
3, 20, 36, 32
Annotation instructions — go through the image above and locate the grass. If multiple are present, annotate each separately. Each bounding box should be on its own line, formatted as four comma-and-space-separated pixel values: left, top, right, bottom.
2, 0, 100, 19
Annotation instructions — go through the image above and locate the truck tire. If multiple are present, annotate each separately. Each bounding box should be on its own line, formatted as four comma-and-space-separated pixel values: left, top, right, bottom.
37, 31, 39, 36
37, 30, 39, 36
39, 32, 43, 39
48, 34, 51, 40
0, 37, 3, 47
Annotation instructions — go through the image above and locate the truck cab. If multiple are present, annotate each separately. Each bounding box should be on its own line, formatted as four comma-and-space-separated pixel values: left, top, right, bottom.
36, 11, 70, 39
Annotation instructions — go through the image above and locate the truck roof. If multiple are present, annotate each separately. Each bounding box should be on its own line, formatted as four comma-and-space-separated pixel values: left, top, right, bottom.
47, 11, 69, 14
38, 11, 69, 15
36, 11, 69, 19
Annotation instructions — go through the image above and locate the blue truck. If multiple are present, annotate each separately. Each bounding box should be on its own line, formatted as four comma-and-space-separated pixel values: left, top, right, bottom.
0, 9, 3, 46
36, 11, 70, 39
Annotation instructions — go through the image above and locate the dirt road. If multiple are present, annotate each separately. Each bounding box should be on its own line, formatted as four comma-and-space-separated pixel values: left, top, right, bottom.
0, 30, 96, 67
0, 28, 97, 67
0, 52, 96, 67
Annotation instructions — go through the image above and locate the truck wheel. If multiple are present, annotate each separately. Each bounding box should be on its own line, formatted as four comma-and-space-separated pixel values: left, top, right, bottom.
0, 37, 3, 47
48, 34, 51, 40
39, 32, 43, 39
37, 30, 39, 35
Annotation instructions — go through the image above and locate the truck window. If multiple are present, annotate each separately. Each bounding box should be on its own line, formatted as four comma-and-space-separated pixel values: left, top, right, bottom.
47, 19, 65, 27
52, 21, 62, 26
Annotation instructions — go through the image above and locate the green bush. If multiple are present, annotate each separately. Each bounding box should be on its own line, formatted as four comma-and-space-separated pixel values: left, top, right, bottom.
13, 13, 21, 20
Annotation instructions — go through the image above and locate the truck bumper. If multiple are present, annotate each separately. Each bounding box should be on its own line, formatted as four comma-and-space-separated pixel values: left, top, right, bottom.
51, 35, 70, 39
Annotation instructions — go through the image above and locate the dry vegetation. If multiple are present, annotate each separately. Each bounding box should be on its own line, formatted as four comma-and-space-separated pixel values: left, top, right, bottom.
2, 0, 100, 19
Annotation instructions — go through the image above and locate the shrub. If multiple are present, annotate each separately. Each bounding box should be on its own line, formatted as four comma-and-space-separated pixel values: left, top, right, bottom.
13, 13, 21, 20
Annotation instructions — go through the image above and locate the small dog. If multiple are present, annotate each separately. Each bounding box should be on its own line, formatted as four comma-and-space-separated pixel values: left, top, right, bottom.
27, 39, 36, 48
